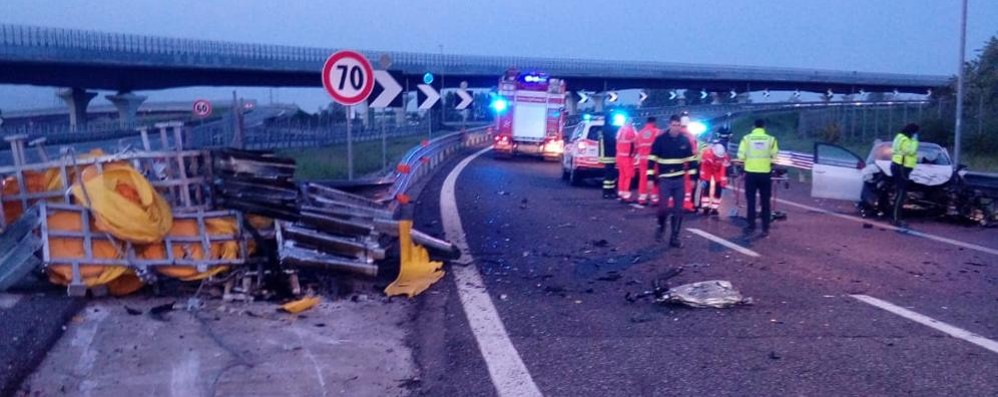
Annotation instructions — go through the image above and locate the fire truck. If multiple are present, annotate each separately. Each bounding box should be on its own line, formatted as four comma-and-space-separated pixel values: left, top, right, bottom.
491, 69, 566, 160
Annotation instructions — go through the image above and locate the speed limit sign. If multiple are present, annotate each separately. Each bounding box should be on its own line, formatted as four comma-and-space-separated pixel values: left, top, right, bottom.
192, 99, 212, 118
322, 50, 375, 106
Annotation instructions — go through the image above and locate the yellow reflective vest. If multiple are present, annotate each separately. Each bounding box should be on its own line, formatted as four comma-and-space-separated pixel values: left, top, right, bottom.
891, 133, 918, 168
737, 128, 779, 174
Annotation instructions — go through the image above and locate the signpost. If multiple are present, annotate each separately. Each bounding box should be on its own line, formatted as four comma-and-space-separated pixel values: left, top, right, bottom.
192, 99, 212, 118
322, 50, 375, 180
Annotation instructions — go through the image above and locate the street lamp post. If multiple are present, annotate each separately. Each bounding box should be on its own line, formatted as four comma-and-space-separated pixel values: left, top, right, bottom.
953, 0, 968, 167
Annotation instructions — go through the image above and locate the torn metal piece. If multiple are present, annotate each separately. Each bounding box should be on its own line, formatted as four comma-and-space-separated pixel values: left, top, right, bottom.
660, 280, 753, 308
279, 241, 378, 277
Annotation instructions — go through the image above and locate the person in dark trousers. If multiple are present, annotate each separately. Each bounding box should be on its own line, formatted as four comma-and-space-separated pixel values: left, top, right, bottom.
598, 119, 618, 199
737, 119, 779, 237
891, 123, 920, 227
647, 115, 696, 247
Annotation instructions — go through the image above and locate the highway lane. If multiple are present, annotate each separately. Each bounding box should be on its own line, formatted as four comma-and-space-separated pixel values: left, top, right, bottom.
412, 152, 998, 396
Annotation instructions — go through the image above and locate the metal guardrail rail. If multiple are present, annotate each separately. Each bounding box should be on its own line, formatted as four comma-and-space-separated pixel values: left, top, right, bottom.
385, 126, 492, 212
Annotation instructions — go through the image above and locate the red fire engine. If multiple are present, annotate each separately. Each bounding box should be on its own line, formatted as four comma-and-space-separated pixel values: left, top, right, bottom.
491, 69, 566, 160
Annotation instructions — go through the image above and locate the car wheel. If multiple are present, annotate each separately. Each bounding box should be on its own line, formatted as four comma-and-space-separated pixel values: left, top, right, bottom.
569, 165, 583, 187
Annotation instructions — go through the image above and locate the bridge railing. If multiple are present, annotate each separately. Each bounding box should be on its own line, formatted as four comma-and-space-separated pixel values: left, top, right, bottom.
0, 24, 948, 88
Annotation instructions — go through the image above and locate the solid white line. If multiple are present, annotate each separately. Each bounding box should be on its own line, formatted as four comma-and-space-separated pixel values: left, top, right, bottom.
686, 228, 760, 257
440, 147, 542, 397
731, 186, 998, 257
851, 294, 998, 354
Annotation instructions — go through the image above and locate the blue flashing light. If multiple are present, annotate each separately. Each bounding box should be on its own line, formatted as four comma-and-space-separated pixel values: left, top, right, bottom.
423, 72, 434, 85
688, 121, 708, 136
491, 97, 509, 113
582, 113, 592, 121
611, 112, 627, 127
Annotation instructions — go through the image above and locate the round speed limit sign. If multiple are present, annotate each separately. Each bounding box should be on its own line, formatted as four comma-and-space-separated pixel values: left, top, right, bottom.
192, 99, 212, 118
321, 50, 375, 106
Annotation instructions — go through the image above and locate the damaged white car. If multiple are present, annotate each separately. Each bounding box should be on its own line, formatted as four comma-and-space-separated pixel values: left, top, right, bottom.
811, 140, 998, 226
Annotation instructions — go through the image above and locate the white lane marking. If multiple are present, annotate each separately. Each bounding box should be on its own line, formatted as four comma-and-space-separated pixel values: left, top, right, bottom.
440, 147, 542, 397
851, 294, 998, 354
686, 228, 760, 257
71, 305, 109, 397
733, 186, 998, 257
0, 293, 22, 309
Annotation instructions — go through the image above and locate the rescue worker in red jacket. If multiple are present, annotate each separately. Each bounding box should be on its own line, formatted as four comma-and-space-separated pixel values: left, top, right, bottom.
635, 117, 660, 206
697, 140, 730, 216
647, 115, 696, 247
615, 119, 638, 202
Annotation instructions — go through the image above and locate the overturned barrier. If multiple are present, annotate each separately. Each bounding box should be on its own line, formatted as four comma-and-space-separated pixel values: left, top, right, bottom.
38, 203, 249, 296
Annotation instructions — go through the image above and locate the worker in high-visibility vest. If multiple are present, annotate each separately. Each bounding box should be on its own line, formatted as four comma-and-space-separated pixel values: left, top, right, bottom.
737, 119, 779, 237
598, 119, 618, 199
891, 123, 920, 227
615, 119, 638, 202
634, 117, 660, 206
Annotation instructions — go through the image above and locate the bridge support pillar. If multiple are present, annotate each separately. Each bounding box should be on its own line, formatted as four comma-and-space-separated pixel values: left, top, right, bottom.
593, 93, 607, 113
57, 88, 98, 131
395, 108, 407, 126
735, 92, 752, 104
106, 91, 148, 129
355, 101, 371, 128
565, 93, 578, 116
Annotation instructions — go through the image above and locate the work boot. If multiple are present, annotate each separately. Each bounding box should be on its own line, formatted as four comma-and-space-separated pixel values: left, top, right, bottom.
655, 226, 665, 242
669, 236, 683, 248
709, 208, 720, 216
759, 229, 770, 238
701, 207, 710, 216
742, 226, 756, 235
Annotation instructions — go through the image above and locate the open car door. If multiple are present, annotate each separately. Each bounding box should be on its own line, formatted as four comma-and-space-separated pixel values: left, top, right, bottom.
811, 143, 865, 201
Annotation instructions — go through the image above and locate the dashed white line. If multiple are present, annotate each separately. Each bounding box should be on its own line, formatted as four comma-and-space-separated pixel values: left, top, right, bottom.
851, 294, 998, 354
440, 147, 542, 397
686, 228, 760, 257
0, 293, 22, 309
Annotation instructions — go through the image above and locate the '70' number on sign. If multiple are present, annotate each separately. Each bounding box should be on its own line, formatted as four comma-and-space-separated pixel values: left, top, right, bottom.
330, 57, 368, 96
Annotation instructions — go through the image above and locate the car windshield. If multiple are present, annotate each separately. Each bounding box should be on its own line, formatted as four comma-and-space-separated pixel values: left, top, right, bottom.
870, 142, 951, 165
586, 126, 603, 141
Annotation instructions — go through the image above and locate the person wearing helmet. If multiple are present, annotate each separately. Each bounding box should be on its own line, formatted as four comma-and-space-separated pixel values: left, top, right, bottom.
697, 140, 731, 216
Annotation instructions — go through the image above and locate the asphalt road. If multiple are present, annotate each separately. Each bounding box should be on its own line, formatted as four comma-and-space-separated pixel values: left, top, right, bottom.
0, 286, 84, 397
412, 152, 998, 396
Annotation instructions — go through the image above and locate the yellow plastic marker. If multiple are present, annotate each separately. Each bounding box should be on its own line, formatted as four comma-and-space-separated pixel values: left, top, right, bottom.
280, 296, 320, 314
384, 220, 444, 298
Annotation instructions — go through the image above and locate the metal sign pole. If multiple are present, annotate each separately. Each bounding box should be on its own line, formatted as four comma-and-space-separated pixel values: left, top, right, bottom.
347, 105, 354, 180
381, 109, 388, 168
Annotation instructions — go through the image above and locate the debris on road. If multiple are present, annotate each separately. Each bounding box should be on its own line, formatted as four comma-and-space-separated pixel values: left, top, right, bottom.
280, 296, 320, 314
625, 269, 752, 308
666, 280, 753, 308
0, 130, 458, 298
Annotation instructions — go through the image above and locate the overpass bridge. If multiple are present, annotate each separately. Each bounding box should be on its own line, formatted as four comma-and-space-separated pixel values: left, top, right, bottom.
1, 24, 949, 93
0, 24, 949, 130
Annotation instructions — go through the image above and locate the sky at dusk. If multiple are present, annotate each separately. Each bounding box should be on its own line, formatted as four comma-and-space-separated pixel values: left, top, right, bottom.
1, 0, 995, 111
